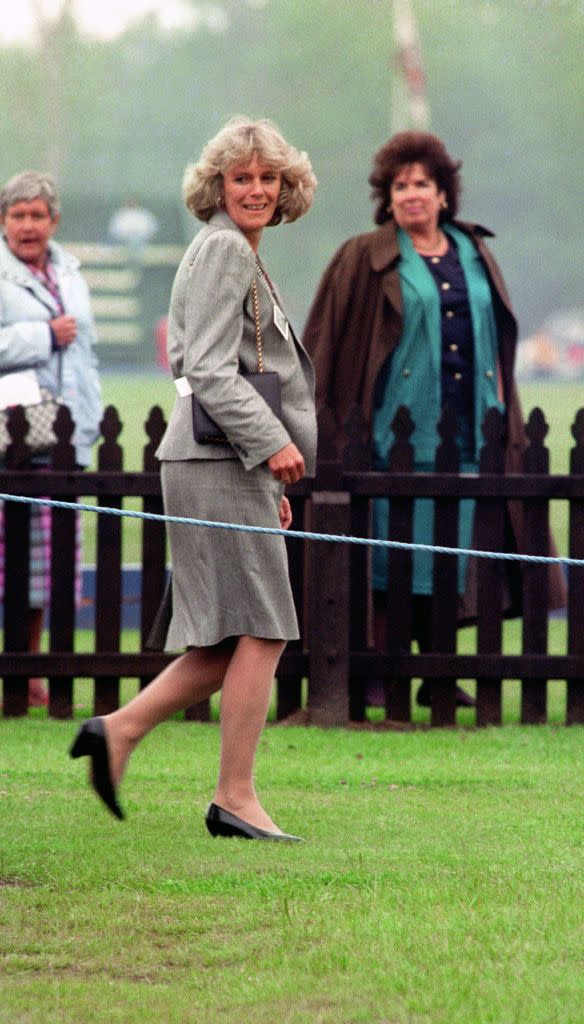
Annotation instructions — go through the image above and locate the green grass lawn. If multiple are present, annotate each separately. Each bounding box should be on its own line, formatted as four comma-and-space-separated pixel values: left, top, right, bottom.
3, 380, 581, 1022
1, 717, 582, 1024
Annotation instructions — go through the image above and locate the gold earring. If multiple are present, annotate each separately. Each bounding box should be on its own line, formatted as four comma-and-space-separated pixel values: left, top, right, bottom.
441, 199, 448, 210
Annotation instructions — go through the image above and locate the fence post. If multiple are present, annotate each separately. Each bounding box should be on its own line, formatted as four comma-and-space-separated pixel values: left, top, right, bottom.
139, 407, 169, 673
344, 404, 372, 722
521, 409, 550, 724
475, 408, 506, 726
308, 491, 350, 726
2, 452, 31, 716
567, 409, 584, 724
2, 407, 36, 715
430, 407, 460, 726
276, 491, 306, 720
94, 407, 123, 716
48, 405, 78, 718
384, 405, 415, 722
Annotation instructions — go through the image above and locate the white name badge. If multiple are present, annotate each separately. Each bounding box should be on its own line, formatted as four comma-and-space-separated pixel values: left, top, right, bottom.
174, 376, 193, 397
273, 305, 289, 341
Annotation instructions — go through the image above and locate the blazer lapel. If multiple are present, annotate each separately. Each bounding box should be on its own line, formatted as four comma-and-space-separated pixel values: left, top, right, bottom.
369, 220, 403, 320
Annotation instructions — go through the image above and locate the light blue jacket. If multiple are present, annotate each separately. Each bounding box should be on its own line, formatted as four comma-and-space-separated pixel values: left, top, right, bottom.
0, 235, 103, 466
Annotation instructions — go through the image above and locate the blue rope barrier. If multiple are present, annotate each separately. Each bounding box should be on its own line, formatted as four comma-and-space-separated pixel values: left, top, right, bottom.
0, 491, 579, 568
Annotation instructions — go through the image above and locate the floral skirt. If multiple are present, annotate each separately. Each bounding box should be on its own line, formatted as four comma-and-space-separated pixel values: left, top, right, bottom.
0, 501, 82, 609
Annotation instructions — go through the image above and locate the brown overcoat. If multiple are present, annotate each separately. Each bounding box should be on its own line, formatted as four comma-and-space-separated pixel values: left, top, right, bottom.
303, 218, 566, 617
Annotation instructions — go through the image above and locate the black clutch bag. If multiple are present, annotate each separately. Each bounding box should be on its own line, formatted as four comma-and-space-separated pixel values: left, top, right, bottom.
192, 277, 282, 445
192, 369, 282, 444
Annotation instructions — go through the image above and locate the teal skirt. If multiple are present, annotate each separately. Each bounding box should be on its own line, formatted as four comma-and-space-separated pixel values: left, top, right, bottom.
372, 457, 478, 595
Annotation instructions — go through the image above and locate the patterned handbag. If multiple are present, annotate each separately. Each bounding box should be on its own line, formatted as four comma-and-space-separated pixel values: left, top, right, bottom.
0, 361, 63, 457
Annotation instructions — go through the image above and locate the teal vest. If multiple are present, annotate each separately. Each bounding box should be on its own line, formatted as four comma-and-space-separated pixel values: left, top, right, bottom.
373, 225, 503, 465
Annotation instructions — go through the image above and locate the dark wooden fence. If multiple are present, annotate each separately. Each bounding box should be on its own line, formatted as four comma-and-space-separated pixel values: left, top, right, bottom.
2, 399, 584, 727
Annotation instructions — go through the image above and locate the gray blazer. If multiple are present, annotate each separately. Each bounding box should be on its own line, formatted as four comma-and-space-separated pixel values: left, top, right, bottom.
156, 211, 317, 475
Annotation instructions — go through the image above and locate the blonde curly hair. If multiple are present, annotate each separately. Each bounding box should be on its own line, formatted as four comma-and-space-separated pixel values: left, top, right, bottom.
182, 116, 317, 226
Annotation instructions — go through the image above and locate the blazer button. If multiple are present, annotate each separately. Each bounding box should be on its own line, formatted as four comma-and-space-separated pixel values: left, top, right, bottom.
402, 368, 412, 377
485, 369, 494, 379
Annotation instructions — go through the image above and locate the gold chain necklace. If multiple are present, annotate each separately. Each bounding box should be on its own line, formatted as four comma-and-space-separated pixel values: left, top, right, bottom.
412, 230, 448, 256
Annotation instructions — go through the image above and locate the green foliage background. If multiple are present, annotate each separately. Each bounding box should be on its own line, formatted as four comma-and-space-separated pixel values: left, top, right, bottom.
0, 0, 582, 332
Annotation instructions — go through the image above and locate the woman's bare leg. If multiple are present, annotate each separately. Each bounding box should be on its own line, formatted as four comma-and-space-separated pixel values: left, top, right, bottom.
213, 636, 286, 833
27, 608, 48, 705
100, 646, 233, 787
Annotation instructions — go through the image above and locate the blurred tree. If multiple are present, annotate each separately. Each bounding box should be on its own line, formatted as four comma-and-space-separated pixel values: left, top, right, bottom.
30, 0, 76, 178
0, 0, 581, 333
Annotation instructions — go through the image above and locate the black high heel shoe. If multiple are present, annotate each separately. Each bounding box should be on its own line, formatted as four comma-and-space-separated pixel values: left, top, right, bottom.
205, 802, 302, 842
69, 717, 125, 821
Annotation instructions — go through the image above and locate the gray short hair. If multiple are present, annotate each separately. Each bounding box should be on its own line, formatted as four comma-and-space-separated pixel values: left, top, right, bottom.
183, 116, 317, 226
0, 170, 60, 219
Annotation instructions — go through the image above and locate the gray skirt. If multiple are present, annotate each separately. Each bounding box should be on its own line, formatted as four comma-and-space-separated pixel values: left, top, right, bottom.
161, 459, 299, 649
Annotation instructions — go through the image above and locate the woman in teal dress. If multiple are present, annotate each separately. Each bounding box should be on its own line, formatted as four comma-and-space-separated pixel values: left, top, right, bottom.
304, 131, 565, 709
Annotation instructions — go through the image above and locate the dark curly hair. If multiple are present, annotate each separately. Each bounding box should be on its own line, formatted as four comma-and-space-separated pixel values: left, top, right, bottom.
369, 131, 462, 226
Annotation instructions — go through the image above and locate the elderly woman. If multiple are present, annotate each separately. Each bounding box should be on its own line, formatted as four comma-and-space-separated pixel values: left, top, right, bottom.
71, 117, 317, 840
0, 171, 102, 705
303, 131, 565, 710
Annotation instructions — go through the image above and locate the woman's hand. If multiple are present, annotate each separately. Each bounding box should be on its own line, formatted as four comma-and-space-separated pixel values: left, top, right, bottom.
278, 495, 292, 530
268, 442, 305, 485
50, 316, 77, 348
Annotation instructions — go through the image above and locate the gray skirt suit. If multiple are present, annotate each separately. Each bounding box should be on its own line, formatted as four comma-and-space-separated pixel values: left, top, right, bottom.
156, 211, 317, 648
